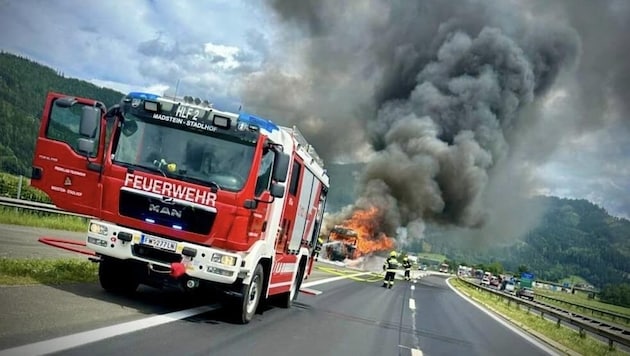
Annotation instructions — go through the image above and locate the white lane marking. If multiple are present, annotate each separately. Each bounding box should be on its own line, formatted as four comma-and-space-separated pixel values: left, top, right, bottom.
398, 344, 423, 355
409, 298, 416, 311
0, 304, 219, 356
445, 278, 560, 356
410, 285, 415, 291
300, 287, 323, 296
301, 272, 372, 288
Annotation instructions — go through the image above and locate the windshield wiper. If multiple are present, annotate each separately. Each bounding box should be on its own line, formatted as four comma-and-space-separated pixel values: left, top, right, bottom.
175, 175, 220, 192
114, 161, 167, 177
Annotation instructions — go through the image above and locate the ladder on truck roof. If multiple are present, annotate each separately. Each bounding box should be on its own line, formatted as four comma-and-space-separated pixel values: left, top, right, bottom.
281, 126, 325, 169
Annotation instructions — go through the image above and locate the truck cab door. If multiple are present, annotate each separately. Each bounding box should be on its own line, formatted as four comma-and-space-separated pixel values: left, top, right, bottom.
30, 92, 107, 217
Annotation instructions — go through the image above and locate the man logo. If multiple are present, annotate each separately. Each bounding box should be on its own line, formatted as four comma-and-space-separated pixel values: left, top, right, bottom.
161, 196, 175, 205
149, 203, 183, 218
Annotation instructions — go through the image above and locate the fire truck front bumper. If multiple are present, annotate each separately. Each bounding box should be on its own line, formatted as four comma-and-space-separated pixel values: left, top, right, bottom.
86, 220, 242, 285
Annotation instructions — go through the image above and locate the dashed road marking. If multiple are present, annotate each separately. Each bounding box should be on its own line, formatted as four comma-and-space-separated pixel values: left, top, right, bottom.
411, 348, 424, 356
410, 285, 415, 291
409, 298, 416, 311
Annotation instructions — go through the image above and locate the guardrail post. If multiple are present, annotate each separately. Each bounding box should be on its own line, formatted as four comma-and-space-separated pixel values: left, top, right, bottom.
579, 328, 585, 338
556, 318, 561, 328
609, 339, 614, 351
17, 175, 23, 200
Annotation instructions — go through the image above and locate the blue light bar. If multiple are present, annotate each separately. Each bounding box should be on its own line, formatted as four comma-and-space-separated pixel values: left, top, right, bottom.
128, 92, 160, 100
237, 112, 279, 132
172, 224, 183, 230
145, 218, 155, 223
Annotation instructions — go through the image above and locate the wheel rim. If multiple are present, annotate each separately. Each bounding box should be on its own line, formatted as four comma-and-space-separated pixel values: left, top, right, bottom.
246, 274, 260, 314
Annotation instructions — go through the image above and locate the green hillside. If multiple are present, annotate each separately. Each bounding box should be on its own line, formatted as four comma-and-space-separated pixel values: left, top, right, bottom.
430, 197, 630, 288
0, 51, 123, 176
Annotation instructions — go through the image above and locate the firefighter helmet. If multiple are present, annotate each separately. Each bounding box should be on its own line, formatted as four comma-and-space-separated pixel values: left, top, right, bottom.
389, 251, 397, 257
403, 256, 408, 261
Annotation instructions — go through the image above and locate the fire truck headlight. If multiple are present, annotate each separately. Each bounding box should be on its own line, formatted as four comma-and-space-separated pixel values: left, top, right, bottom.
89, 222, 108, 236
211, 253, 237, 266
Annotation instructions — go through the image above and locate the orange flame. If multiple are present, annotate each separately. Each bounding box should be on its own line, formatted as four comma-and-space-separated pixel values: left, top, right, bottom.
330, 206, 395, 257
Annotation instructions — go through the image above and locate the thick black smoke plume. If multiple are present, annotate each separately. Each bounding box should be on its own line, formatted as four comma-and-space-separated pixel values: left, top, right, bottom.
240, 0, 629, 244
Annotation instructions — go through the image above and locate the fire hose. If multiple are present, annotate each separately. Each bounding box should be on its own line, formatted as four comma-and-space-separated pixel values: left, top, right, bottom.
37, 237, 96, 256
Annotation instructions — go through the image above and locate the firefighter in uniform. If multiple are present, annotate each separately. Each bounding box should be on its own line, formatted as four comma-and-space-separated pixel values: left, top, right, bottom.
382, 251, 399, 289
402, 256, 412, 281
314, 236, 324, 260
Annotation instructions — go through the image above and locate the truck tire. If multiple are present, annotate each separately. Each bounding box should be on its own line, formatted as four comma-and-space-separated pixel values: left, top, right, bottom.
235, 264, 264, 324
279, 262, 305, 309
99, 257, 139, 294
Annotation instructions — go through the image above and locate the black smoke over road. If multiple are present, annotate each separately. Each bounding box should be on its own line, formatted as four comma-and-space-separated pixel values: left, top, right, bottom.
240, 0, 629, 245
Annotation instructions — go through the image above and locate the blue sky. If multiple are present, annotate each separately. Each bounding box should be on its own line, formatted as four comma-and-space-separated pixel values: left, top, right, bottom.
1, 0, 629, 220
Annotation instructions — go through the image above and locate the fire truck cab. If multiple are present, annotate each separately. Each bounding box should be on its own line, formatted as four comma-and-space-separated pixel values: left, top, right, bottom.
30, 92, 329, 323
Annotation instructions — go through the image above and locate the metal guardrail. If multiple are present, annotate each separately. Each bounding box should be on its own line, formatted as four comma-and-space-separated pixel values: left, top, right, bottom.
0, 197, 92, 218
535, 292, 630, 325
458, 277, 630, 351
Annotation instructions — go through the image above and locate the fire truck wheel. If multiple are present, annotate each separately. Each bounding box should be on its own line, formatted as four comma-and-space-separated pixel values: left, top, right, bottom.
236, 264, 264, 324
98, 257, 139, 294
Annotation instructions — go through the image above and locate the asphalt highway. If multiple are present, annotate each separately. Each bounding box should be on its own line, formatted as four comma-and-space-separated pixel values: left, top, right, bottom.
0, 225, 558, 356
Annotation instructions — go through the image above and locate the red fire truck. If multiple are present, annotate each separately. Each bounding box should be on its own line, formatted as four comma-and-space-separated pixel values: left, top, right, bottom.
30, 91, 329, 323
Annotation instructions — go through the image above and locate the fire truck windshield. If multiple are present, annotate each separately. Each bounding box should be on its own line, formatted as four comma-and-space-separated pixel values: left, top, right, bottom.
112, 114, 255, 192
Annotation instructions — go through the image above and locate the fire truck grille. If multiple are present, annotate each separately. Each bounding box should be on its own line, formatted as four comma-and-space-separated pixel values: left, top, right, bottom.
119, 189, 216, 234
132, 244, 182, 264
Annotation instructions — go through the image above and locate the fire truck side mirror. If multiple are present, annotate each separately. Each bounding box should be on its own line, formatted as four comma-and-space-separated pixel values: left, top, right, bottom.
79, 106, 100, 138
105, 104, 121, 121
55, 96, 78, 108
269, 182, 285, 198
77, 138, 95, 155
272, 152, 289, 183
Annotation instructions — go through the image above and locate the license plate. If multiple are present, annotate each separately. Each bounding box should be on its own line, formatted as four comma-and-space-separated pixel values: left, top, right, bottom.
140, 234, 177, 252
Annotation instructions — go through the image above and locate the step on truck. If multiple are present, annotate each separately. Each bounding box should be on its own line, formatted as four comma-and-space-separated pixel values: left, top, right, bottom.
30, 92, 329, 323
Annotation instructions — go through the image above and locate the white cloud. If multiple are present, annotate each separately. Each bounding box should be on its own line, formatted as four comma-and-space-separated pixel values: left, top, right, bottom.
0, 0, 270, 107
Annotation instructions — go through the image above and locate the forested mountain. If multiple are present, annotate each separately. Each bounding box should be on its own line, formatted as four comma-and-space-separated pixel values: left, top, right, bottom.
426, 197, 630, 287
0, 52, 123, 175
1, 52, 628, 287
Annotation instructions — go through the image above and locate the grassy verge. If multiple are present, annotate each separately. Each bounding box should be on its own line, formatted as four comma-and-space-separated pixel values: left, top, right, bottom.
535, 289, 630, 319
0, 258, 98, 285
451, 279, 626, 356
0, 207, 88, 232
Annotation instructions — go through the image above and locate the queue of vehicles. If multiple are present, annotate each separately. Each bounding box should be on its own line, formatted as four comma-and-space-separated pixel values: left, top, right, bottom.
477, 271, 534, 300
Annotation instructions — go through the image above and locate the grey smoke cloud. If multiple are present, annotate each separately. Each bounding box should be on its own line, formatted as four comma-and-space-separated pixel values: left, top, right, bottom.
242, 0, 629, 244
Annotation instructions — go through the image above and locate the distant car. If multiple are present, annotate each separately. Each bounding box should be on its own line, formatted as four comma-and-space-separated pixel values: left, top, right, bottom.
490, 277, 500, 288
481, 277, 490, 286
504, 281, 515, 293
516, 287, 535, 300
